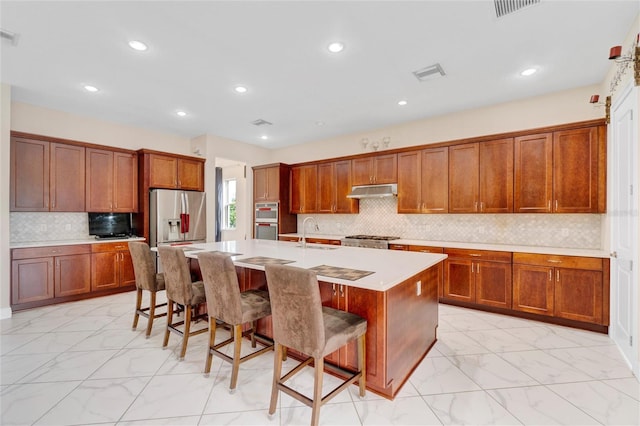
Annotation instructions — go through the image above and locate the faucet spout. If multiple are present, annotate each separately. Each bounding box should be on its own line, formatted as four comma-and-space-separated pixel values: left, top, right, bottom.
300, 217, 319, 249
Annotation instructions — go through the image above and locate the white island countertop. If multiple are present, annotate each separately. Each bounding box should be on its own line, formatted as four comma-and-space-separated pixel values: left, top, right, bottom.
177, 239, 446, 292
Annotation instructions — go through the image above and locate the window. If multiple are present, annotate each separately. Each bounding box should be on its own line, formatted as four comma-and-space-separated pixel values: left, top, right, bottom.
223, 178, 237, 229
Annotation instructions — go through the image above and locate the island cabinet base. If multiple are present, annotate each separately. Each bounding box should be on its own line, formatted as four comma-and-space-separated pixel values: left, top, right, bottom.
236, 262, 441, 400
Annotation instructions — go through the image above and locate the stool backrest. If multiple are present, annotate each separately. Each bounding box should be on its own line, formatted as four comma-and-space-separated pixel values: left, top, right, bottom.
157, 245, 193, 305
128, 241, 157, 291
198, 252, 243, 325
265, 264, 325, 358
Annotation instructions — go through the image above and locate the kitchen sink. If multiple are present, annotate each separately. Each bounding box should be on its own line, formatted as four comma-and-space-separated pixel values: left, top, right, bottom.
295, 244, 339, 250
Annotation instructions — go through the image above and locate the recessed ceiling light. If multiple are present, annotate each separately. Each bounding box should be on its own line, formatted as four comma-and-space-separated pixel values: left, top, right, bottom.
327, 41, 345, 53
398, 100, 408, 106
315, 121, 325, 126
176, 110, 187, 117
234, 85, 248, 94
520, 68, 537, 76
128, 40, 148, 51
260, 135, 268, 140
83, 85, 99, 92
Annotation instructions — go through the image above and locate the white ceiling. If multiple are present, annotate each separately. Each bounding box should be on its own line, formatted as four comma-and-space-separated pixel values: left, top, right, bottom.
1, 1, 638, 149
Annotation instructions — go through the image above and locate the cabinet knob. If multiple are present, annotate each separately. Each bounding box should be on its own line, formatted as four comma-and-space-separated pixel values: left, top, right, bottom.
610, 251, 618, 258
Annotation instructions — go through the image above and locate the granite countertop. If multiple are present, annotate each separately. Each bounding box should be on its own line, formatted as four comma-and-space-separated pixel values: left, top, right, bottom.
278, 233, 608, 259
175, 239, 446, 292
10, 236, 146, 249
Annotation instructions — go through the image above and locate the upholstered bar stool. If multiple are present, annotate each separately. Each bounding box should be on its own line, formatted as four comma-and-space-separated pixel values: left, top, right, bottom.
264, 264, 367, 426
198, 251, 273, 392
128, 241, 167, 338
157, 245, 208, 360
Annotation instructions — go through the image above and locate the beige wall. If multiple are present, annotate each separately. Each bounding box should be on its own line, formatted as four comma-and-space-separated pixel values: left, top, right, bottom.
1, 84, 11, 318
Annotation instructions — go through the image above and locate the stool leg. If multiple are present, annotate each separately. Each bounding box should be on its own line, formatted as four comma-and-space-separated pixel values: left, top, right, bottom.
179, 305, 192, 360
163, 300, 173, 348
230, 324, 242, 391
204, 317, 217, 375
311, 356, 323, 426
250, 321, 257, 348
269, 343, 283, 416
358, 334, 366, 397
145, 291, 156, 338
132, 288, 142, 330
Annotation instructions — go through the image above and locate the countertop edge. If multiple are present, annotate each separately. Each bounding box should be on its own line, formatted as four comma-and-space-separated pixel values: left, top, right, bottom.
10, 237, 146, 249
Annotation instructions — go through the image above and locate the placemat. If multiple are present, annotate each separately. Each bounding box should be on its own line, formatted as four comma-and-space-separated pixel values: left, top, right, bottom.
209, 250, 242, 256
237, 256, 295, 266
309, 265, 375, 281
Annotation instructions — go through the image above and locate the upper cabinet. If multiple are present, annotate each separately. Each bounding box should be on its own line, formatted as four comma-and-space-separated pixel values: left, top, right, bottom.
351, 153, 397, 185
147, 152, 204, 191
11, 136, 85, 212
86, 148, 138, 212
398, 147, 448, 214
254, 165, 281, 202
290, 164, 318, 214
317, 160, 358, 214
449, 138, 513, 213
515, 125, 605, 213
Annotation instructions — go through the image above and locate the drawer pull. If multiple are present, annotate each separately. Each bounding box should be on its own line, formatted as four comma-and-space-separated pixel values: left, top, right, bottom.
556, 270, 560, 282
547, 259, 562, 263
548, 270, 552, 281
470, 254, 482, 257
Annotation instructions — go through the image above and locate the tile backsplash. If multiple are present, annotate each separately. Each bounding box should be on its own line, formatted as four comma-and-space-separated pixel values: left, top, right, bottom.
11, 212, 90, 242
298, 198, 603, 249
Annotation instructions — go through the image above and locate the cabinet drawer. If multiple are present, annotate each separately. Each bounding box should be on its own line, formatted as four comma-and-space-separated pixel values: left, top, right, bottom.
91, 242, 131, 253
12, 245, 91, 259
389, 244, 408, 251
307, 238, 341, 245
513, 253, 602, 271
444, 248, 511, 263
408, 245, 444, 254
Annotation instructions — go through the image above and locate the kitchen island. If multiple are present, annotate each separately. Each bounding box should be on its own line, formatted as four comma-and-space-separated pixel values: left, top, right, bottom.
177, 239, 447, 399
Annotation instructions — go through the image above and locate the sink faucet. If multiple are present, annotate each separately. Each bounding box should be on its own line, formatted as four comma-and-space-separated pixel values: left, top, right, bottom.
300, 217, 319, 249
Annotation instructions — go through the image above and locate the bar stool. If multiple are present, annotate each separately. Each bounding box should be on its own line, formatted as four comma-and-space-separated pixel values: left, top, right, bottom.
157, 245, 208, 360
128, 241, 167, 338
198, 251, 273, 392
264, 264, 367, 426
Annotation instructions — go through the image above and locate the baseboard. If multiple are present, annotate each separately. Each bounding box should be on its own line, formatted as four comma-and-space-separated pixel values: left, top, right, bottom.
0, 306, 13, 319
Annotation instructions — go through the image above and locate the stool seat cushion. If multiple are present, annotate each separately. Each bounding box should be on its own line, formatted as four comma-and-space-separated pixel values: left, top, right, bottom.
321, 306, 367, 356
240, 289, 271, 323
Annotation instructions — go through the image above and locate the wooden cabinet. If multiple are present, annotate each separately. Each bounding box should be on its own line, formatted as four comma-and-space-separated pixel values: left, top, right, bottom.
86, 148, 138, 212
91, 242, 136, 291
390, 245, 444, 298
514, 126, 605, 213
398, 148, 448, 213
147, 153, 204, 191
254, 166, 280, 202
351, 153, 397, 185
443, 248, 512, 309
11, 245, 91, 308
317, 160, 358, 214
10, 137, 85, 212
290, 164, 318, 213
449, 139, 513, 213
513, 253, 606, 324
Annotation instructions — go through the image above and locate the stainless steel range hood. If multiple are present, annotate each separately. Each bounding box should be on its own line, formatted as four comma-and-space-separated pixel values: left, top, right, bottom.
346, 184, 397, 199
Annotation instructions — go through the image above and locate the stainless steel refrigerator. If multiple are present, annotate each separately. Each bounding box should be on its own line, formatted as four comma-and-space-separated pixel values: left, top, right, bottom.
149, 189, 206, 247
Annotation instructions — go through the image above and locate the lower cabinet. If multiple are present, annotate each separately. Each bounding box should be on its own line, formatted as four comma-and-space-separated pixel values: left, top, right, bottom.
513, 253, 606, 325
389, 244, 444, 298
91, 242, 136, 291
443, 248, 512, 309
11, 245, 91, 308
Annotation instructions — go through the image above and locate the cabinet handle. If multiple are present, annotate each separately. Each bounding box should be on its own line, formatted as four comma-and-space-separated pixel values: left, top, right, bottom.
340, 285, 345, 297
332, 284, 337, 296
547, 259, 562, 263
556, 270, 560, 282
474, 201, 478, 212
549, 270, 552, 281
471, 263, 474, 273
470, 254, 481, 257
555, 200, 558, 211
480, 202, 484, 212
548, 200, 551, 211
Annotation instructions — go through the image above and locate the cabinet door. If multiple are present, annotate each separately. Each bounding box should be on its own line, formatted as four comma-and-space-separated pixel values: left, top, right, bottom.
512, 264, 554, 316
10, 138, 50, 211
91, 252, 120, 291
149, 154, 178, 188
475, 261, 512, 309
119, 250, 137, 287
422, 147, 449, 213
254, 168, 268, 201
290, 165, 317, 213
443, 259, 474, 302
397, 151, 421, 213
555, 268, 603, 324
373, 154, 397, 184
317, 162, 335, 213
86, 148, 114, 212
514, 133, 553, 213
265, 166, 280, 201
11, 257, 55, 304
178, 158, 204, 190
319, 282, 341, 365
479, 138, 513, 213
50, 143, 85, 212
344, 286, 380, 387
351, 157, 373, 186
553, 127, 599, 213
55, 254, 91, 297
449, 143, 479, 213
334, 160, 357, 213
113, 152, 138, 212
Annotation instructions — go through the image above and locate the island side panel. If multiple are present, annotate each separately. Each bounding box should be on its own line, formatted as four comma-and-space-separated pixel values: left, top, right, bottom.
385, 263, 440, 397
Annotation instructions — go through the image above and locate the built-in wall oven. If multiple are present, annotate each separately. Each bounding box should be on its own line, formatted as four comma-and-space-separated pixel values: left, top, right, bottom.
255, 202, 278, 240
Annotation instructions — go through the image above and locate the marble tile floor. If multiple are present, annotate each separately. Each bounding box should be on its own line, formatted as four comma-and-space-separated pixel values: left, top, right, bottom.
1, 291, 638, 426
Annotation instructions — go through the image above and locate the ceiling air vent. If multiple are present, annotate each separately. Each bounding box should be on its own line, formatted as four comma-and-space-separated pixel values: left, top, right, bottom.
251, 119, 273, 126
413, 63, 446, 82
0, 28, 19, 46
494, 0, 540, 18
